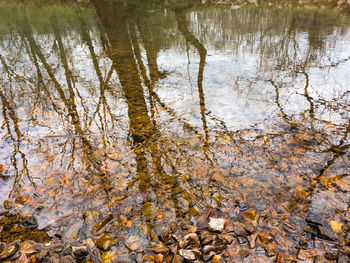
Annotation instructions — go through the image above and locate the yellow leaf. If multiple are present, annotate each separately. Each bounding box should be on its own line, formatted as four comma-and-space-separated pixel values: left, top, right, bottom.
330, 220, 343, 233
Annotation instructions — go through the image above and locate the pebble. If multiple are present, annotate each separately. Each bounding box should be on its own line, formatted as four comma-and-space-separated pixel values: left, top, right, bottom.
179, 233, 200, 249
230, 222, 248, 236
241, 209, 258, 226
145, 247, 170, 253
297, 249, 313, 262
21, 216, 38, 229
203, 251, 216, 261
237, 236, 248, 245
208, 218, 226, 233
201, 245, 216, 254
179, 249, 200, 261
125, 235, 141, 251
256, 233, 273, 245
36, 250, 49, 261
212, 255, 223, 263
72, 246, 89, 261
0, 241, 19, 261
95, 233, 116, 251
265, 242, 276, 257
248, 233, 257, 248
201, 231, 215, 245
317, 225, 337, 241
172, 254, 184, 263
3, 200, 12, 210
101, 251, 117, 263
61, 255, 75, 263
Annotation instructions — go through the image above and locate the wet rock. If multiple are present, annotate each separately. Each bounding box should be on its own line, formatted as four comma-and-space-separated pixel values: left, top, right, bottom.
172, 254, 183, 263
49, 254, 61, 263
201, 245, 216, 254
72, 246, 89, 262
284, 253, 294, 262
212, 255, 223, 263
317, 225, 337, 241
256, 246, 265, 253
208, 218, 225, 233
65, 220, 84, 240
340, 245, 350, 256
179, 233, 200, 249
91, 214, 114, 235
256, 233, 273, 245
200, 231, 215, 245
335, 177, 350, 192
223, 222, 235, 233
304, 226, 318, 236
53, 245, 64, 253
236, 247, 250, 260
297, 249, 313, 262
221, 234, 233, 245
15, 195, 35, 206
145, 246, 170, 253
241, 209, 258, 226
195, 209, 214, 230
101, 251, 117, 263
230, 222, 248, 236
63, 244, 73, 255
299, 236, 307, 246
36, 249, 49, 261
88, 247, 102, 263
95, 233, 116, 251
61, 255, 76, 263
248, 233, 257, 249
0, 243, 5, 254
313, 255, 328, 263
243, 223, 255, 233
154, 253, 164, 263
0, 241, 19, 261
325, 250, 338, 260
275, 253, 283, 263
265, 242, 276, 257
202, 251, 216, 261
338, 252, 350, 263
213, 244, 227, 252
178, 249, 200, 261
21, 215, 38, 229
237, 236, 248, 245
3, 200, 12, 210
153, 223, 172, 243
169, 243, 178, 255
125, 235, 141, 251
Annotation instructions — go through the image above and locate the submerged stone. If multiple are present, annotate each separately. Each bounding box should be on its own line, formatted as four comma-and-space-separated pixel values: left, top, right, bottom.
72, 246, 89, 261
21, 216, 38, 229
241, 209, 258, 226
0, 241, 19, 261
179, 233, 200, 249
3, 200, 12, 210
179, 249, 200, 261
212, 255, 223, 263
208, 218, 225, 233
101, 251, 117, 263
95, 233, 116, 251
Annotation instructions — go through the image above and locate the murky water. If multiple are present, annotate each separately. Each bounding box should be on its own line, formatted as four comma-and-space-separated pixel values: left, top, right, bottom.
0, 0, 350, 262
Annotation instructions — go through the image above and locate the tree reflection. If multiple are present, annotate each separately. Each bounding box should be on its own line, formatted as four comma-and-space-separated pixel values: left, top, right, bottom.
0, 0, 349, 252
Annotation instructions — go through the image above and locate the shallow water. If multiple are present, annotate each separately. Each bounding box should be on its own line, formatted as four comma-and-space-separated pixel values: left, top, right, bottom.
0, 0, 349, 262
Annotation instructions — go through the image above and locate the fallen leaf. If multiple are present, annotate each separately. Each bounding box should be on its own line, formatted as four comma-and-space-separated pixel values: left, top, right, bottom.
329, 220, 343, 234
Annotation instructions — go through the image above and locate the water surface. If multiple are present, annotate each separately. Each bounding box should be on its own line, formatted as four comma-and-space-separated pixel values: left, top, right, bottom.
0, 0, 350, 261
